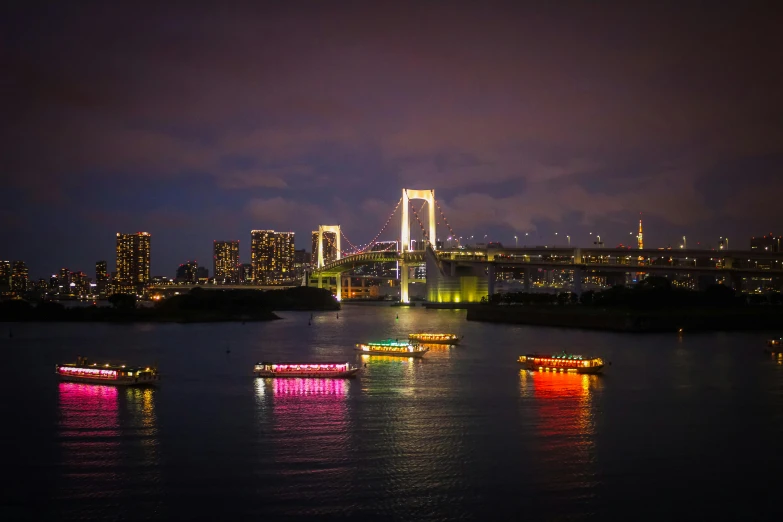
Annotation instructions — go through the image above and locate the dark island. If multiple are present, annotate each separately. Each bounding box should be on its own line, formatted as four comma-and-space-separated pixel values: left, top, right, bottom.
0, 286, 339, 323
467, 277, 783, 333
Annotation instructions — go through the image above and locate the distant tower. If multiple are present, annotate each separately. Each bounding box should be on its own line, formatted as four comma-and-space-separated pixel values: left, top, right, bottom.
637, 214, 644, 250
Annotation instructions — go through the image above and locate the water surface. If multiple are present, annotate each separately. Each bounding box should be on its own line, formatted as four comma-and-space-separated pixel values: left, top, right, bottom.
1, 305, 781, 521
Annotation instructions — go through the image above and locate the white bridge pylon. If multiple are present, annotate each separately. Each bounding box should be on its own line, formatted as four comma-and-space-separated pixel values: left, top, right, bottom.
400, 188, 436, 303
316, 225, 341, 269
401, 189, 436, 252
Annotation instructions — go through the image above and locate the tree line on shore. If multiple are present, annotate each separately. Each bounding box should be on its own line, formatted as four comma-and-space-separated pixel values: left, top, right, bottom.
0, 287, 339, 322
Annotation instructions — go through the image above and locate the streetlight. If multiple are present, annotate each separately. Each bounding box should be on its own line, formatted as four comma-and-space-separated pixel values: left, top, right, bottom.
567, 235, 570, 247
514, 235, 518, 247
683, 236, 687, 249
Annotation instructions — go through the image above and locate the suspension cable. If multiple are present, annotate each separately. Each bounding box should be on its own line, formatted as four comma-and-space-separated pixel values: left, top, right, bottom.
342, 197, 403, 254
434, 199, 460, 246
409, 201, 430, 247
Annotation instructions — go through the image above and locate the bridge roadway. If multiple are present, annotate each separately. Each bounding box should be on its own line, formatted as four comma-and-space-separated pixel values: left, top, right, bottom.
149, 284, 299, 292
308, 245, 783, 301
312, 246, 783, 275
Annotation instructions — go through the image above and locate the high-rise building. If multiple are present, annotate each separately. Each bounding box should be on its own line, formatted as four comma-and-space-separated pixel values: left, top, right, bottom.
59, 268, 71, 292
116, 232, 151, 295
294, 249, 311, 281
11, 261, 29, 294
240, 263, 253, 283
176, 261, 199, 283
312, 230, 338, 267
70, 271, 89, 297
196, 267, 209, 283
96, 261, 108, 296
251, 230, 295, 284
213, 240, 240, 284
0, 261, 11, 295
751, 234, 781, 253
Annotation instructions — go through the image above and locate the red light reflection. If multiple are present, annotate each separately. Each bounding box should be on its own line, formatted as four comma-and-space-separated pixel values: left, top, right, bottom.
520, 370, 602, 493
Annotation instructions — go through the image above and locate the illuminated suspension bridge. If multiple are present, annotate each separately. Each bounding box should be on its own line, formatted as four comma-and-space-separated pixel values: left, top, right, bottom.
308, 189, 783, 303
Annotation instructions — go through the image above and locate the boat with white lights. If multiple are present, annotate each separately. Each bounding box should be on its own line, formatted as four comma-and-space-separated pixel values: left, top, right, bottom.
355, 339, 429, 357
408, 333, 461, 344
254, 362, 359, 378
56, 356, 159, 385
767, 338, 781, 348
518, 352, 605, 374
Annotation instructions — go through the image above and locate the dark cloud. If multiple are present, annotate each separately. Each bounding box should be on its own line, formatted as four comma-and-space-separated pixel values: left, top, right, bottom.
2, 2, 782, 276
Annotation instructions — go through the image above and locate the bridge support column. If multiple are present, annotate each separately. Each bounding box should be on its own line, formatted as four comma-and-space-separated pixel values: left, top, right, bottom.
487, 264, 496, 298
572, 267, 583, 295
317, 275, 323, 289
336, 276, 342, 301
400, 264, 409, 303
524, 268, 531, 293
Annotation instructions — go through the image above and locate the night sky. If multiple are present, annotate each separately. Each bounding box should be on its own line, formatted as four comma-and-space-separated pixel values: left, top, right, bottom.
3, 2, 782, 279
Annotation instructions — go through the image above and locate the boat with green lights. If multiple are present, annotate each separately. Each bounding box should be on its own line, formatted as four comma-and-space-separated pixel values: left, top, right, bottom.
408, 333, 461, 344
56, 356, 159, 385
355, 339, 429, 357
518, 352, 604, 374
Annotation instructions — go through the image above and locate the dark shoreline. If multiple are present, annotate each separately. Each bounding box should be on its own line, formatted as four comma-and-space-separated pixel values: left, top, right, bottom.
0, 287, 339, 323
466, 305, 783, 333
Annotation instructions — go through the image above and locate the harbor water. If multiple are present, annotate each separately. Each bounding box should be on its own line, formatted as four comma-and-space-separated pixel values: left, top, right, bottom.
1, 305, 781, 521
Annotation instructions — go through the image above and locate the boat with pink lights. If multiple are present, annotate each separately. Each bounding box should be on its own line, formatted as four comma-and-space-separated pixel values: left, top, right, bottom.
254, 362, 360, 378
56, 356, 159, 385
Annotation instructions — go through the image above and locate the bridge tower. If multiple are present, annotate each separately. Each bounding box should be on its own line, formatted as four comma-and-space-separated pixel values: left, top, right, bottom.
315, 225, 342, 300
400, 189, 436, 303
316, 225, 341, 269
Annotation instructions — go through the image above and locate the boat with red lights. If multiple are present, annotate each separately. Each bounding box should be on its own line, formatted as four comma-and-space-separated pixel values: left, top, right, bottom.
355, 339, 429, 357
254, 362, 359, 378
767, 338, 781, 348
408, 333, 461, 344
518, 352, 605, 374
56, 356, 159, 385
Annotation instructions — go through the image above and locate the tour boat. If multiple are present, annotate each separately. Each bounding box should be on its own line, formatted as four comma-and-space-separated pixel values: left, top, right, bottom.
767, 338, 782, 348
355, 339, 429, 358
518, 352, 605, 374
56, 356, 159, 385
408, 333, 461, 344
254, 362, 359, 378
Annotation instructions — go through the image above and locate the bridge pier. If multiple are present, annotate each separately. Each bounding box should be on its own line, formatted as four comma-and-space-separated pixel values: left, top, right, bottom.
572, 267, 583, 295
487, 264, 496, 298
336, 275, 342, 301
524, 268, 531, 293
400, 264, 409, 303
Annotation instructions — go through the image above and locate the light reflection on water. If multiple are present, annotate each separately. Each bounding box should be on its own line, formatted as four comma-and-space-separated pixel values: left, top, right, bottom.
56, 382, 161, 516
255, 377, 352, 517
520, 370, 602, 504
4, 306, 783, 521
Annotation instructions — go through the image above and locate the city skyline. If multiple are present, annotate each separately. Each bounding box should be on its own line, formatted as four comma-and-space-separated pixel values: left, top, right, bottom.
3, 4, 783, 278
4, 223, 782, 281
